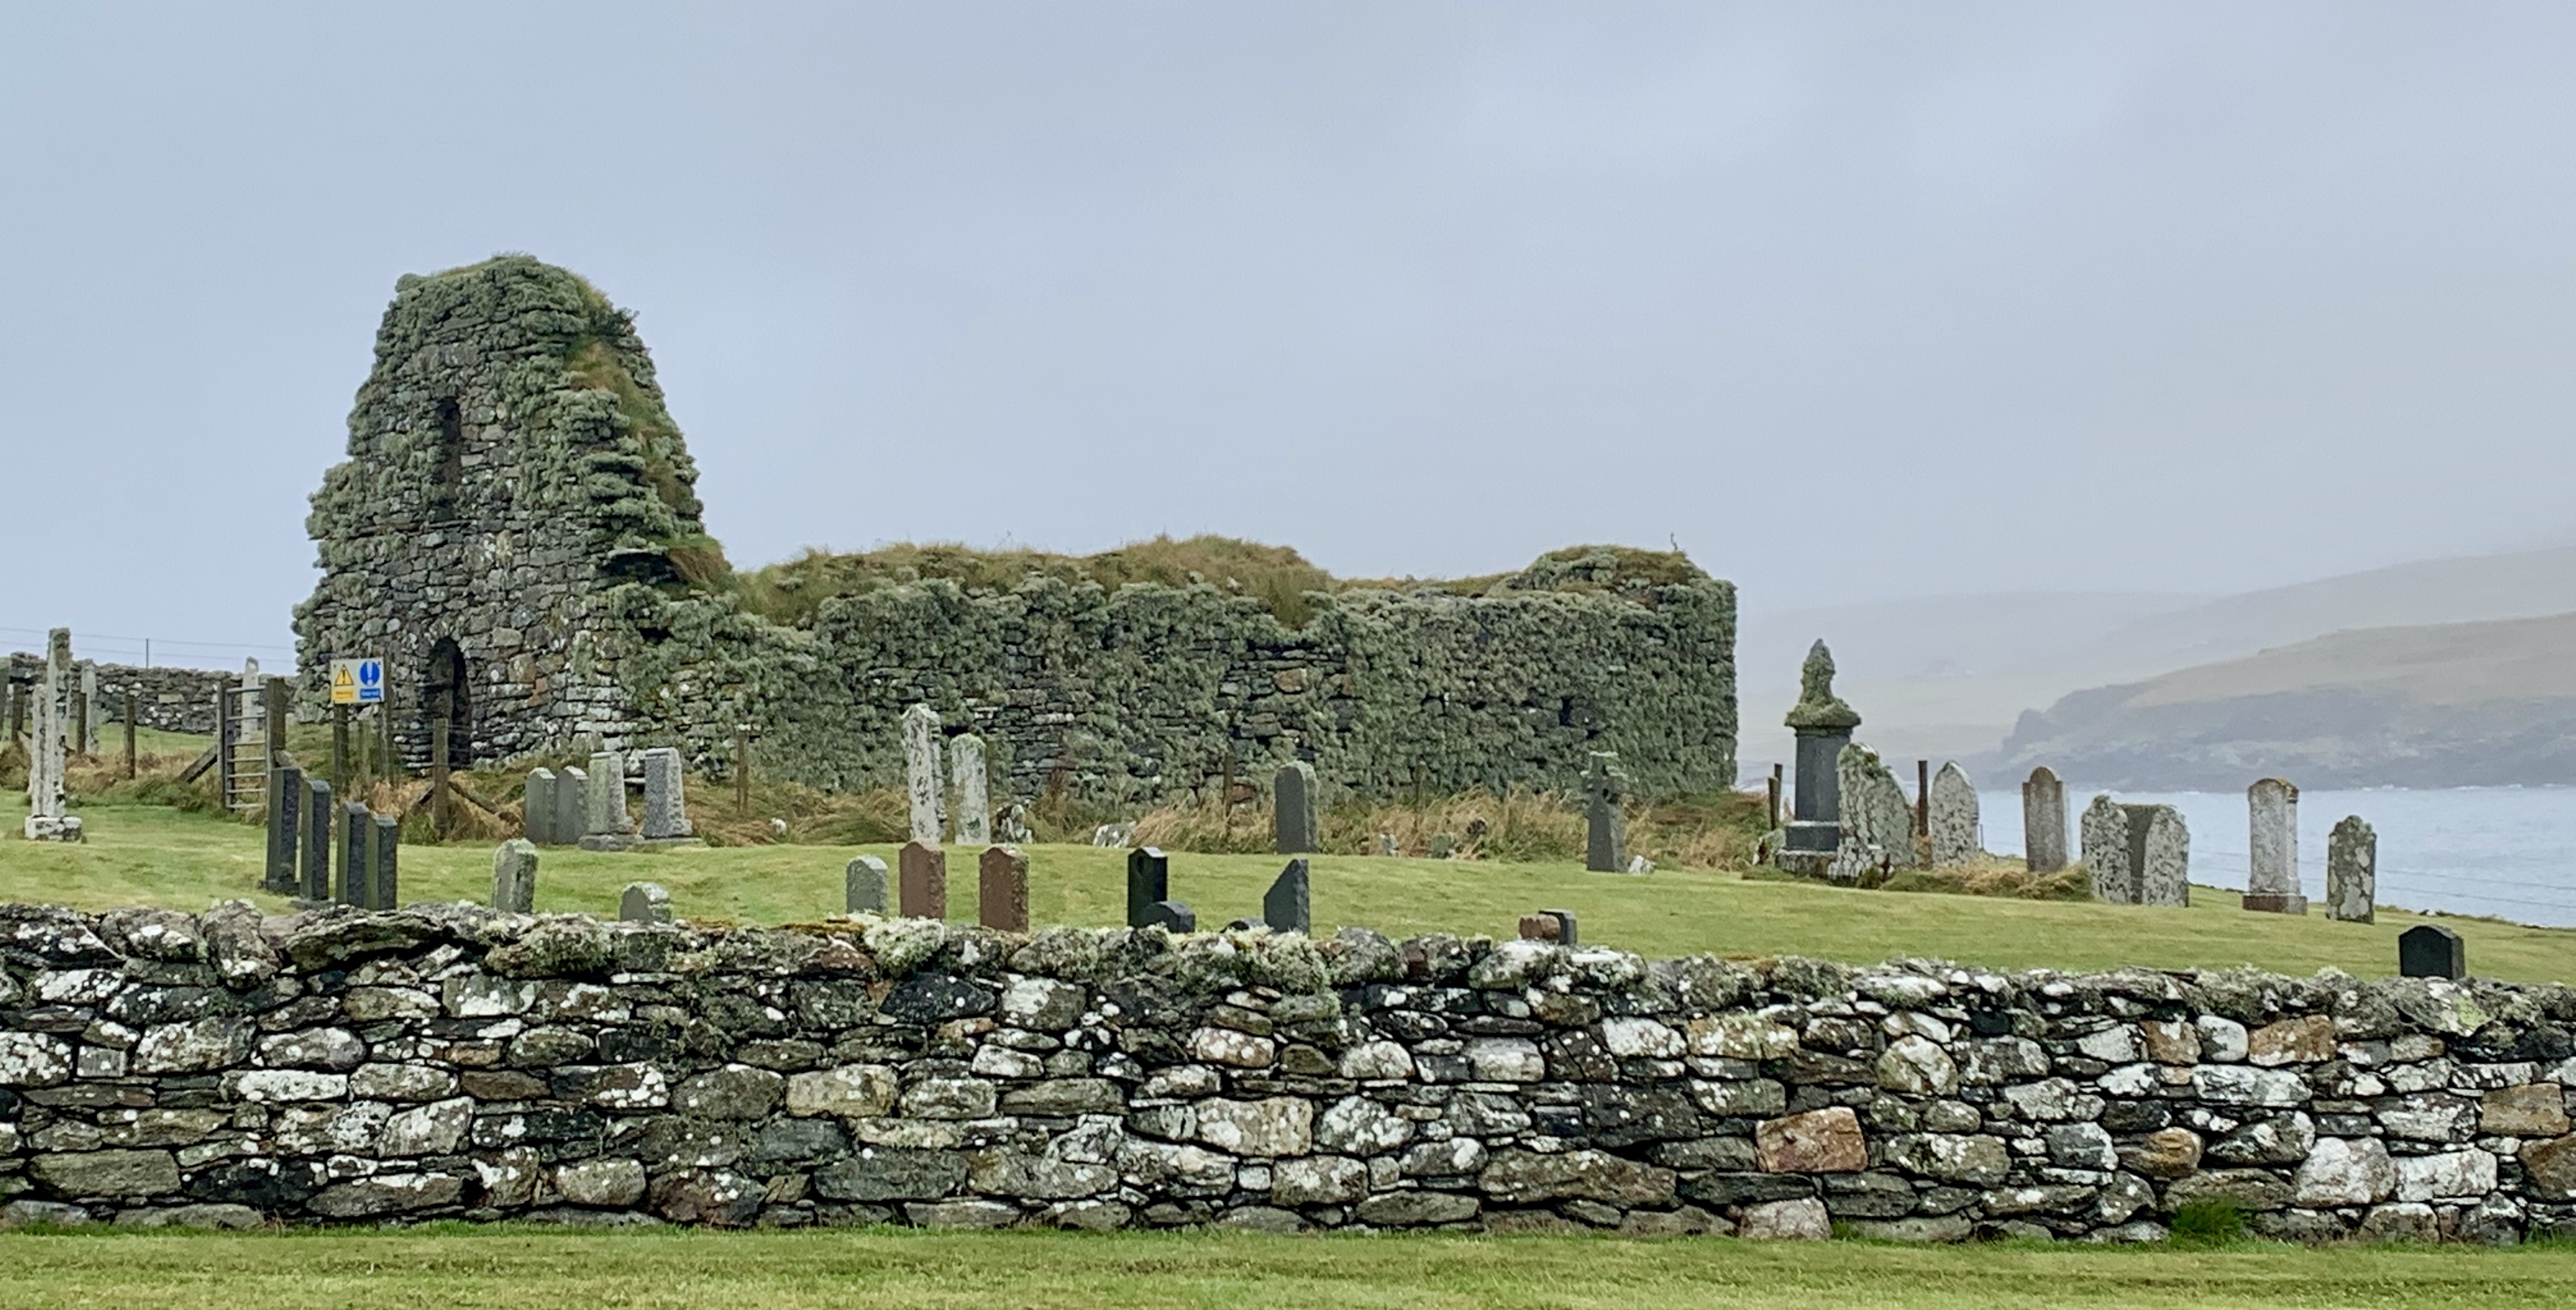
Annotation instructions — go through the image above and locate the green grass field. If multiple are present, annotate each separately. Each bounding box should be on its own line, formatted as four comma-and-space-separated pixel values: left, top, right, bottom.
5, 800, 2569, 982
0, 1228, 2570, 1309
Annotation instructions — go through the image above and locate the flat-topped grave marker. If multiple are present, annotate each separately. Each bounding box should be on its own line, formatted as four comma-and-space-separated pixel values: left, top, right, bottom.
2328, 816, 2376, 924
639, 747, 693, 841
900, 839, 947, 920
979, 845, 1028, 932
2245, 778, 2306, 914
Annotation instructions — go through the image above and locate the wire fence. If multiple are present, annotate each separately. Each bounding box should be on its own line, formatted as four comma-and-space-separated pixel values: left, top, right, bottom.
0, 623, 297, 672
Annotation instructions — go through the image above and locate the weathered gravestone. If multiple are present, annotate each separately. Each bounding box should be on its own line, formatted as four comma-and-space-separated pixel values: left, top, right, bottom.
951, 734, 991, 846
978, 845, 1028, 932
1126, 847, 1171, 928
620, 881, 674, 924
902, 704, 945, 845
899, 839, 947, 920
580, 750, 633, 850
492, 839, 538, 914
265, 763, 303, 894
22, 628, 79, 842
1828, 744, 1916, 884
639, 747, 693, 840
1779, 639, 1862, 875
341, 801, 373, 907
301, 777, 335, 901
1927, 762, 1979, 867
2080, 794, 2134, 904
846, 855, 889, 915
2327, 815, 2376, 924
2126, 803, 2190, 908
1264, 859, 1311, 935
525, 768, 558, 845
554, 766, 587, 848
1273, 762, 1318, 854
2400, 924, 2465, 980
1518, 909, 1578, 946
373, 814, 400, 910
2244, 778, 2306, 914
1140, 899, 1196, 932
2021, 766, 2067, 874
1583, 751, 1628, 873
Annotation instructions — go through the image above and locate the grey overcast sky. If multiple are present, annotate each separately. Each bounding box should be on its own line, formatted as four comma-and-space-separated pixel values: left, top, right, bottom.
4, 3, 2573, 669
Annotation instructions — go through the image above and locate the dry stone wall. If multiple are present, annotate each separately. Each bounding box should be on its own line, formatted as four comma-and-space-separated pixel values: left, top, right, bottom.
4, 901, 2572, 1242
5, 659, 234, 737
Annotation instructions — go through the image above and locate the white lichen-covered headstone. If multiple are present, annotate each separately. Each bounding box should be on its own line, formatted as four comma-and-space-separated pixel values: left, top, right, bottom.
2244, 778, 2306, 913
949, 733, 989, 845
2327, 815, 2376, 923
2080, 794, 2133, 903
77, 660, 99, 756
1827, 743, 1914, 883
902, 703, 945, 846
23, 628, 80, 842
579, 750, 633, 850
2022, 766, 2067, 873
492, 839, 538, 913
639, 747, 693, 839
1927, 762, 1979, 867
2131, 803, 2190, 908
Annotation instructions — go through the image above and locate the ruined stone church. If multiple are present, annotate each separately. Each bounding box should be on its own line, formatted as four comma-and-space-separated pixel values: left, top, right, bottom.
295, 256, 1739, 805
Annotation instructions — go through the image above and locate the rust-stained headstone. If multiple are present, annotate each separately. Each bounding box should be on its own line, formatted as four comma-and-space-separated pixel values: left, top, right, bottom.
978, 845, 1028, 932
900, 839, 947, 921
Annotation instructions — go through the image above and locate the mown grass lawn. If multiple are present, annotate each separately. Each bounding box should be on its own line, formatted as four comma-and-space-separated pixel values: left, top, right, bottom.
0, 1228, 2571, 1309
4, 801, 2569, 983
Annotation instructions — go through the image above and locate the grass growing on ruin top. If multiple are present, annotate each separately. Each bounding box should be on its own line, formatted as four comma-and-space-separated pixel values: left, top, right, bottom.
1, 1228, 2573, 1310
4, 799, 2569, 985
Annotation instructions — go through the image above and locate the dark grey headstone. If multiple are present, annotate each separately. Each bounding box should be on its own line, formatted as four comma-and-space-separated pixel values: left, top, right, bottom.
1583, 752, 1627, 873
301, 778, 333, 902
1126, 847, 1170, 928
340, 802, 371, 908
2400, 925, 2465, 980
372, 814, 400, 910
1141, 899, 1195, 933
1273, 762, 1318, 854
846, 856, 889, 915
1264, 859, 1311, 935
265, 765, 303, 894
555, 765, 588, 845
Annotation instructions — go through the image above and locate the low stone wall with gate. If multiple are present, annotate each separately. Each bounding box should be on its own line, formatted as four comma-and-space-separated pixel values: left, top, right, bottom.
2, 900, 2571, 1240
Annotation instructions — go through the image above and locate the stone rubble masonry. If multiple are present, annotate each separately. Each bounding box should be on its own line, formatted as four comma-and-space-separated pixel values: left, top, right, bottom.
2022, 767, 2066, 874
2246, 779, 2307, 915
1927, 763, 1978, 868
1, 901, 2565, 1242
3, 655, 234, 737
2329, 816, 2377, 924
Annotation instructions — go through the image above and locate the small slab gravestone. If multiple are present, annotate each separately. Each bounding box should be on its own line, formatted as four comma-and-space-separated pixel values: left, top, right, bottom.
1518, 909, 1578, 946
492, 839, 538, 915
899, 839, 947, 920
2400, 924, 2465, 980
2327, 815, 2376, 924
525, 769, 558, 845
554, 766, 588, 848
1141, 900, 1196, 933
2021, 766, 2067, 874
1583, 751, 1628, 873
845, 856, 890, 915
265, 764, 304, 894
301, 777, 335, 902
2125, 803, 2190, 908
2080, 794, 2135, 904
639, 747, 693, 840
902, 704, 945, 845
978, 845, 1029, 932
950, 734, 990, 846
2243, 778, 2307, 914
1273, 762, 1318, 854
619, 881, 673, 924
1264, 859, 1311, 935
1126, 847, 1171, 928
1927, 762, 1979, 868
372, 814, 400, 910
341, 801, 373, 908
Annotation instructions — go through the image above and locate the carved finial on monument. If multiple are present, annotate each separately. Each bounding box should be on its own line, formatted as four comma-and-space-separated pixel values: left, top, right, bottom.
1784, 639, 1861, 731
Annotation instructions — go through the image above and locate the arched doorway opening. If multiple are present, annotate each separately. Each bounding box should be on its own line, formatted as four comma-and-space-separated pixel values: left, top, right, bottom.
425, 638, 471, 769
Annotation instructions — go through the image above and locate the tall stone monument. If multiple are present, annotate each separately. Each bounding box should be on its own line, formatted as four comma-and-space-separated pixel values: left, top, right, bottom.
1827, 743, 1916, 884
2080, 794, 2134, 904
902, 704, 945, 845
2243, 778, 2305, 913
950, 733, 991, 846
580, 749, 634, 851
1274, 761, 1318, 854
1778, 640, 1861, 877
1583, 751, 1629, 873
1927, 762, 1979, 867
2326, 815, 2376, 924
639, 747, 693, 840
2021, 766, 2066, 874
23, 628, 80, 842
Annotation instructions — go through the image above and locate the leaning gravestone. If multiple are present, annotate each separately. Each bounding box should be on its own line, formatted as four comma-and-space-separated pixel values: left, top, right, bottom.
2021, 766, 2067, 874
902, 704, 945, 845
1264, 859, 1311, 935
951, 734, 991, 846
1274, 762, 1318, 854
1583, 751, 1628, 873
1828, 744, 1916, 884
1126, 847, 1171, 928
2127, 803, 2190, 908
2400, 924, 2465, 980
2243, 778, 2306, 914
620, 881, 674, 924
899, 839, 947, 920
639, 747, 693, 840
492, 839, 538, 914
554, 766, 588, 848
978, 845, 1028, 932
581, 750, 633, 850
846, 856, 889, 915
2326, 815, 2376, 924
1927, 762, 1979, 867
525, 769, 558, 845
2080, 794, 2134, 904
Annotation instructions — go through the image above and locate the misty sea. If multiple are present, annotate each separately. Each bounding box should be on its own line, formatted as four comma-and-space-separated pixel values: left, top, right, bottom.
1976, 787, 2576, 928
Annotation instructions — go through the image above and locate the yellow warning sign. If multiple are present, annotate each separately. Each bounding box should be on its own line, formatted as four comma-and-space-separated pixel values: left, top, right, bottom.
330, 657, 385, 706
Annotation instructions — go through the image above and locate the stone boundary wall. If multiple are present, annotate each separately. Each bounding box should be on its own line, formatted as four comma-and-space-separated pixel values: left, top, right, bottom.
5, 659, 233, 737
3, 901, 2568, 1240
